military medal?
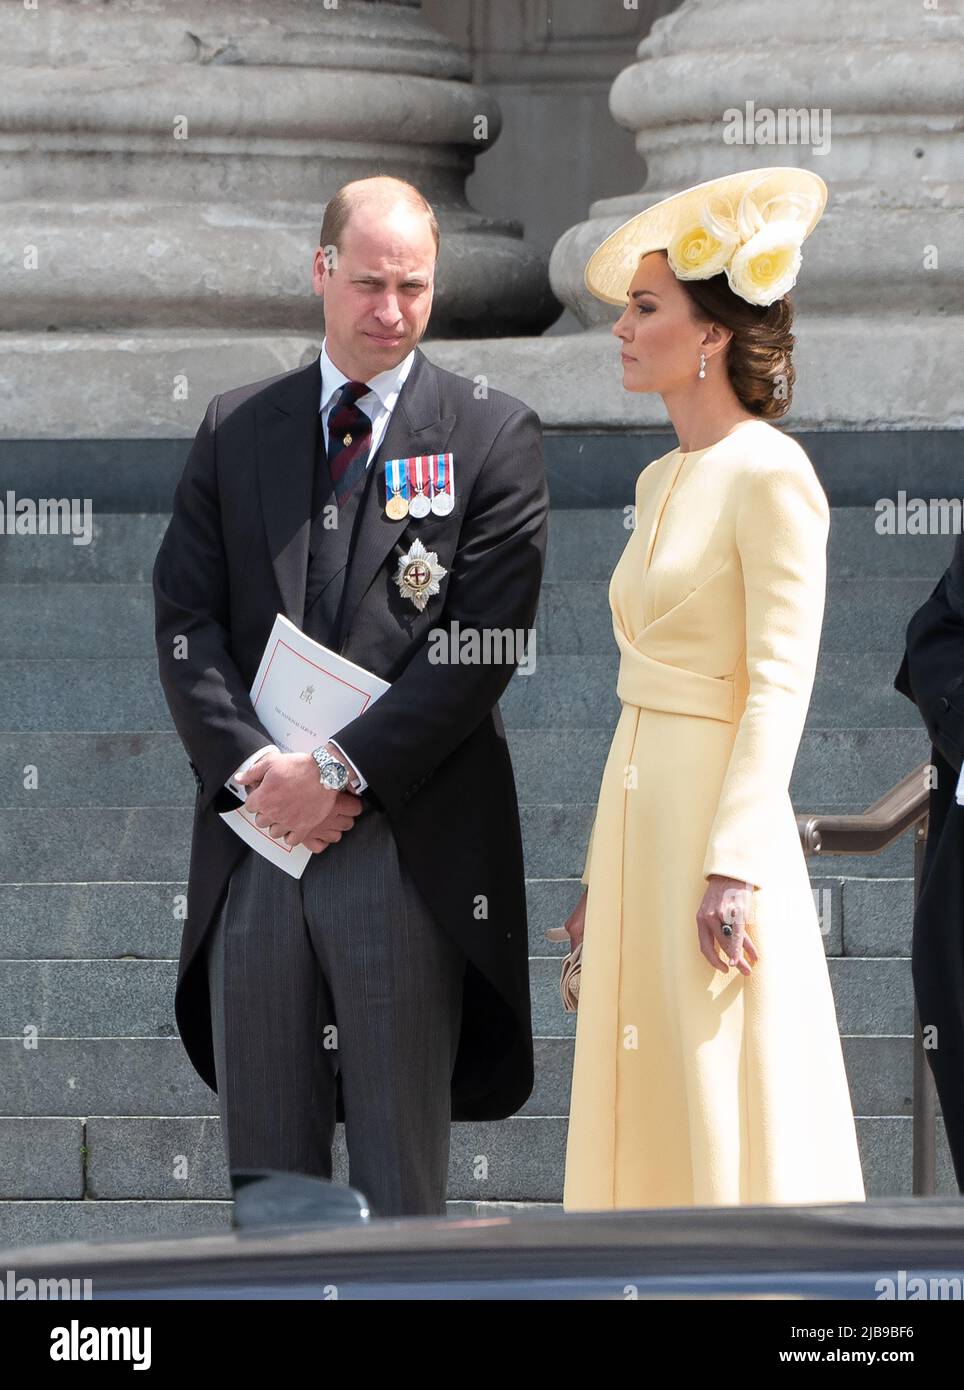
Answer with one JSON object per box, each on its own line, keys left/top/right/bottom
{"left": 384, "top": 456, "right": 410, "bottom": 520}
{"left": 394, "top": 536, "right": 446, "bottom": 612}
{"left": 430, "top": 452, "right": 455, "bottom": 515}
{"left": 408, "top": 456, "right": 432, "bottom": 518}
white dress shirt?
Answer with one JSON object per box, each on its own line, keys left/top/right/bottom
{"left": 226, "top": 337, "right": 416, "bottom": 802}
{"left": 956, "top": 758, "right": 964, "bottom": 805}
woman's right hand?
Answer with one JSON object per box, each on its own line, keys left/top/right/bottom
{"left": 564, "top": 889, "right": 588, "bottom": 951}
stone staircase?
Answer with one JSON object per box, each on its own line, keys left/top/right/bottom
{"left": 0, "top": 497, "right": 958, "bottom": 1247}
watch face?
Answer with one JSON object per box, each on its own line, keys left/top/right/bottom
{"left": 322, "top": 761, "right": 348, "bottom": 790}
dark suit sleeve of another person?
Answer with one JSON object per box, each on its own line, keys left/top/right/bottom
{"left": 152, "top": 393, "right": 275, "bottom": 813}
{"left": 894, "top": 534, "right": 964, "bottom": 774}
{"left": 332, "top": 405, "right": 548, "bottom": 817}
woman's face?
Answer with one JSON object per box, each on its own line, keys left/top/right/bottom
{"left": 612, "top": 251, "right": 712, "bottom": 394}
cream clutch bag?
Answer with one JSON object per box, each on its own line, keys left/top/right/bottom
{"left": 544, "top": 925, "right": 581, "bottom": 1012}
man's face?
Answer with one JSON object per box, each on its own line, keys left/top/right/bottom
{"left": 313, "top": 202, "right": 436, "bottom": 381}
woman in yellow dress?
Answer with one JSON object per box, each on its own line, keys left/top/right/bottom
{"left": 562, "top": 169, "right": 866, "bottom": 1210}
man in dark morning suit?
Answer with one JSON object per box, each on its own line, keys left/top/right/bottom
{"left": 152, "top": 178, "right": 549, "bottom": 1216}
{"left": 894, "top": 531, "right": 964, "bottom": 1191}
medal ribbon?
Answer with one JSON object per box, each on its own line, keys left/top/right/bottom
{"left": 433, "top": 454, "right": 448, "bottom": 503}
{"left": 412, "top": 455, "right": 425, "bottom": 499}
{"left": 385, "top": 457, "right": 410, "bottom": 504}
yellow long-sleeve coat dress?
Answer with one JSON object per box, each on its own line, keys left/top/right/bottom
{"left": 564, "top": 418, "right": 866, "bottom": 1210}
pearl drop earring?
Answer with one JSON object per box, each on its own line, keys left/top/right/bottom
{"left": 698, "top": 352, "right": 706, "bottom": 380}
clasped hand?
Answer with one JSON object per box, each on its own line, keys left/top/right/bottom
{"left": 235, "top": 749, "right": 363, "bottom": 853}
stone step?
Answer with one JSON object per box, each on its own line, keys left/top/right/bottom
{"left": 0, "top": 1198, "right": 232, "bottom": 1246}
{"left": 0, "top": 1116, "right": 956, "bottom": 1242}
{"left": 0, "top": 954, "right": 920, "bottom": 1042}
{"left": 0, "top": 1117, "right": 955, "bottom": 1251}
{"left": 0, "top": 576, "right": 936, "bottom": 657}
{"left": 0, "top": 515, "right": 169, "bottom": 585}
{"left": 0, "top": 654, "right": 926, "bottom": 730}
{"left": 536, "top": 579, "right": 931, "bottom": 656}
{"left": 400, "top": 648, "right": 915, "bottom": 729}
{"left": 0, "top": 727, "right": 931, "bottom": 812}
{"left": 510, "top": 729, "right": 932, "bottom": 813}
{"left": 544, "top": 508, "right": 955, "bottom": 584}
{"left": 0, "top": 509, "right": 953, "bottom": 585}
{"left": 0, "top": 802, "right": 919, "bottom": 882}
{"left": 0, "top": 874, "right": 916, "bottom": 962}
{"left": 0, "top": 1036, "right": 925, "bottom": 1123}
{"left": 528, "top": 957, "right": 919, "bottom": 1039}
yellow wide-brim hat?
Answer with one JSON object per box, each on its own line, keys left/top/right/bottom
{"left": 584, "top": 166, "right": 828, "bottom": 309}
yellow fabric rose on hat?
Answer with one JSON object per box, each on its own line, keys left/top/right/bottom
{"left": 667, "top": 217, "right": 736, "bottom": 280}
{"left": 726, "top": 220, "right": 806, "bottom": 306}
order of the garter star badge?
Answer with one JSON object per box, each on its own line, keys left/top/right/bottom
{"left": 394, "top": 537, "right": 447, "bottom": 613}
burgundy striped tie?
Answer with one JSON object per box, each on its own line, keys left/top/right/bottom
{"left": 327, "top": 379, "right": 372, "bottom": 506}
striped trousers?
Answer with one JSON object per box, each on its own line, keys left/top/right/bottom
{"left": 205, "top": 803, "right": 466, "bottom": 1216}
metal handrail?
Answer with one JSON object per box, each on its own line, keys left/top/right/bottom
{"left": 797, "top": 760, "right": 935, "bottom": 1196}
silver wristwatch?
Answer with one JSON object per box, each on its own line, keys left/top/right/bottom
{"left": 312, "top": 746, "right": 350, "bottom": 791}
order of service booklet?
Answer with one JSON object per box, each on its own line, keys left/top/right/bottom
{"left": 219, "top": 613, "right": 390, "bottom": 878}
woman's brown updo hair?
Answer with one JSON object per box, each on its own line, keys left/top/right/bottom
{"left": 677, "top": 271, "right": 795, "bottom": 420}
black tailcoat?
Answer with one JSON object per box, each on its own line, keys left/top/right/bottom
{"left": 153, "top": 348, "right": 549, "bottom": 1120}
{"left": 894, "top": 534, "right": 964, "bottom": 1190}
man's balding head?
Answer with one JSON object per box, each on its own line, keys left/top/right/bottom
{"left": 320, "top": 176, "right": 439, "bottom": 263}
{"left": 312, "top": 177, "right": 438, "bottom": 381}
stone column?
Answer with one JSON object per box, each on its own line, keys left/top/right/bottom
{"left": 0, "top": 0, "right": 557, "bottom": 436}
{"left": 547, "top": 0, "right": 964, "bottom": 430}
